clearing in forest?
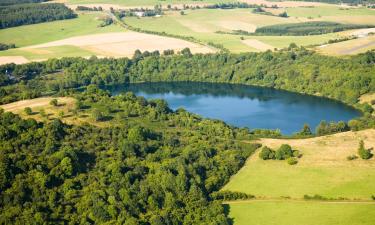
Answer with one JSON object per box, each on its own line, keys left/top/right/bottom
{"left": 223, "top": 129, "right": 375, "bottom": 199}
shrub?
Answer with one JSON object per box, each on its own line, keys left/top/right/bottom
{"left": 358, "top": 140, "right": 373, "bottom": 159}
{"left": 259, "top": 146, "right": 275, "bottom": 160}
{"left": 50, "top": 99, "right": 58, "bottom": 106}
{"left": 275, "top": 144, "right": 293, "bottom": 160}
{"left": 287, "top": 157, "right": 298, "bottom": 165}
{"left": 24, "top": 107, "right": 32, "bottom": 115}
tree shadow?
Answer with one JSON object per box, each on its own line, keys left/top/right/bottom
{"left": 223, "top": 204, "right": 234, "bottom": 225}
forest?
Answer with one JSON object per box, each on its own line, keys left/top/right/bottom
{"left": 254, "top": 22, "right": 374, "bottom": 36}
{"left": 0, "top": 86, "right": 260, "bottom": 224}
{"left": 0, "top": 3, "right": 76, "bottom": 29}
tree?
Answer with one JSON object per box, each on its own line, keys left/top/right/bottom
{"left": 298, "top": 124, "right": 312, "bottom": 136}
{"left": 180, "top": 48, "right": 192, "bottom": 57}
{"left": 50, "top": 99, "right": 58, "bottom": 106}
{"left": 287, "top": 157, "right": 298, "bottom": 165}
{"left": 180, "top": 10, "right": 185, "bottom": 15}
{"left": 275, "top": 144, "right": 293, "bottom": 160}
{"left": 278, "top": 12, "right": 288, "bottom": 17}
{"left": 358, "top": 140, "right": 372, "bottom": 159}
{"left": 24, "top": 107, "right": 32, "bottom": 115}
{"left": 259, "top": 146, "right": 275, "bottom": 160}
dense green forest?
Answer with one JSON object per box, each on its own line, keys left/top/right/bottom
{"left": 0, "top": 0, "right": 47, "bottom": 6}
{"left": 0, "top": 86, "right": 259, "bottom": 224}
{"left": 0, "top": 3, "right": 76, "bottom": 29}
{"left": 254, "top": 22, "right": 374, "bottom": 36}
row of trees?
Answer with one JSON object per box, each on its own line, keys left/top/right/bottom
{"left": 0, "top": 87, "right": 261, "bottom": 224}
{"left": 0, "top": 3, "right": 77, "bottom": 29}
{"left": 0, "top": 43, "right": 15, "bottom": 51}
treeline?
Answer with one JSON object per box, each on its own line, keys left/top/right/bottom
{"left": 0, "top": 48, "right": 374, "bottom": 130}
{"left": 0, "top": 3, "right": 77, "bottom": 29}
{"left": 115, "top": 5, "right": 163, "bottom": 17}
{"left": 0, "top": 87, "right": 259, "bottom": 224}
{"left": 0, "top": 0, "right": 47, "bottom": 6}
{"left": 255, "top": 21, "right": 374, "bottom": 36}
{"left": 76, "top": 5, "right": 103, "bottom": 11}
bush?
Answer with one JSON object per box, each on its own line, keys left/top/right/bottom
{"left": 292, "top": 150, "right": 301, "bottom": 158}
{"left": 24, "top": 107, "right": 32, "bottom": 115}
{"left": 259, "top": 146, "right": 275, "bottom": 160}
{"left": 287, "top": 157, "right": 298, "bottom": 165}
{"left": 50, "top": 99, "right": 58, "bottom": 106}
{"left": 275, "top": 144, "right": 293, "bottom": 160}
{"left": 358, "top": 140, "right": 373, "bottom": 159}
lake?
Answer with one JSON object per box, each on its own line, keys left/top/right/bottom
{"left": 108, "top": 82, "right": 361, "bottom": 135}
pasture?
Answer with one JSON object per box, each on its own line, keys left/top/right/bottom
{"left": 223, "top": 130, "right": 375, "bottom": 199}
{"left": 227, "top": 200, "right": 375, "bottom": 225}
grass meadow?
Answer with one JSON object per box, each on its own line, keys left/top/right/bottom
{"left": 227, "top": 200, "right": 375, "bottom": 225}
{"left": 0, "top": 12, "right": 123, "bottom": 47}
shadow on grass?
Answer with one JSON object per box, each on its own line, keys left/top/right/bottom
{"left": 223, "top": 204, "right": 234, "bottom": 225}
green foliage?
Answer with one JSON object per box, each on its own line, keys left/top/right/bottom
{"left": 24, "top": 107, "right": 32, "bottom": 115}
{"left": 259, "top": 146, "right": 275, "bottom": 160}
{"left": 295, "top": 123, "right": 312, "bottom": 136}
{"left": 211, "top": 191, "right": 255, "bottom": 201}
{"left": 287, "top": 157, "right": 298, "bottom": 165}
{"left": 0, "top": 43, "right": 15, "bottom": 51}
{"left": 316, "top": 120, "right": 349, "bottom": 136}
{"left": 358, "top": 140, "right": 373, "bottom": 159}
{"left": 275, "top": 144, "right": 293, "bottom": 160}
{"left": 0, "top": 90, "right": 257, "bottom": 224}
{"left": 255, "top": 22, "right": 374, "bottom": 36}
{"left": 0, "top": 3, "right": 77, "bottom": 29}
{"left": 49, "top": 98, "right": 58, "bottom": 106}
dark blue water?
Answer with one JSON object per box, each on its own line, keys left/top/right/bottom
{"left": 108, "top": 82, "right": 361, "bottom": 134}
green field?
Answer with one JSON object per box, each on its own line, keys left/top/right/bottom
{"left": 227, "top": 201, "right": 375, "bottom": 225}
{"left": 223, "top": 159, "right": 375, "bottom": 199}
{"left": 0, "top": 45, "right": 95, "bottom": 60}
{"left": 0, "top": 12, "right": 123, "bottom": 47}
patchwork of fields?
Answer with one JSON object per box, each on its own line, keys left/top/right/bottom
{"left": 1, "top": 1, "right": 375, "bottom": 64}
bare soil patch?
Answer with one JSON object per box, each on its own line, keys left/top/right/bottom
{"left": 25, "top": 32, "right": 214, "bottom": 56}
{"left": 0, "top": 56, "right": 29, "bottom": 65}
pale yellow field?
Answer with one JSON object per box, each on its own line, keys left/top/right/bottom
{"left": 0, "top": 97, "right": 88, "bottom": 125}
{"left": 318, "top": 35, "right": 375, "bottom": 55}
{"left": 241, "top": 39, "right": 274, "bottom": 51}
{"left": 259, "top": 129, "right": 375, "bottom": 167}
{"left": 0, "top": 56, "right": 29, "bottom": 65}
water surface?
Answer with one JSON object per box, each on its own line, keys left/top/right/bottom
{"left": 108, "top": 82, "right": 361, "bottom": 134}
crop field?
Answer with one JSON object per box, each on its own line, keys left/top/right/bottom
{"left": 124, "top": 6, "right": 375, "bottom": 53}
{"left": 227, "top": 200, "right": 375, "bottom": 225}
